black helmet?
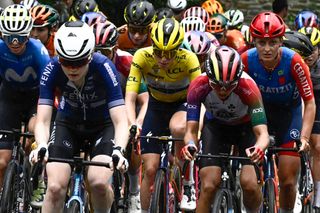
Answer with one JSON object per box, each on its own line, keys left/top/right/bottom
{"left": 282, "top": 31, "right": 314, "bottom": 58}
{"left": 71, "top": 0, "right": 99, "bottom": 20}
{"left": 124, "top": 0, "right": 155, "bottom": 26}
{"left": 155, "top": 7, "right": 173, "bottom": 22}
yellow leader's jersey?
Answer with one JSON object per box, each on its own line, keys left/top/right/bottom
{"left": 126, "top": 47, "right": 201, "bottom": 103}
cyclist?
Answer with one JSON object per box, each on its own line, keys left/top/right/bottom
{"left": 30, "top": 4, "right": 60, "bottom": 58}
{"left": 93, "top": 20, "right": 148, "bottom": 212}
{"left": 0, "top": 4, "right": 50, "bottom": 189}
{"left": 182, "top": 45, "right": 269, "bottom": 212}
{"left": 167, "top": 0, "right": 187, "bottom": 21}
{"left": 294, "top": 10, "right": 319, "bottom": 31}
{"left": 183, "top": 6, "right": 210, "bottom": 26}
{"left": 298, "top": 26, "right": 320, "bottom": 210}
{"left": 201, "top": 0, "right": 224, "bottom": 16}
{"left": 80, "top": 11, "right": 107, "bottom": 26}
{"left": 272, "top": 0, "right": 290, "bottom": 29}
{"left": 20, "top": 0, "right": 38, "bottom": 10}
{"left": 224, "top": 9, "right": 244, "bottom": 31}
{"left": 181, "top": 30, "right": 214, "bottom": 72}
{"left": 125, "top": 17, "right": 201, "bottom": 212}
{"left": 155, "top": 7, "right": 174, "bottom": 22}
{"left": 30, "top": 20, "right": 129, "bottom": 213}
{"left": 69, "top": 0, "right": 99, "bottom": 21}
{"left": 117, "top": 0, "right": 156, "bottom": 55}
{"left": 241, "top": 11, "right": 316, "bottom": 212}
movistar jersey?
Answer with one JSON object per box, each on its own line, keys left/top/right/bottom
{"left": 126, "top": 47, "right": 201, "bottom": 103}
{"left": 39, "top": 52, "right": 124, "bottom": 122}
{"left": 187, "top": 72, "right": 267, "bottom": 126}
{"left": 0, "top": 38, "right": 50, "bottom": 90}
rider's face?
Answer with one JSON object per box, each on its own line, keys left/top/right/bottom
{"left": 30, "top": 27, "right": 51, "bottom": 45}
{"left": 254, "top": 37, "right": 282, "bottom": 62}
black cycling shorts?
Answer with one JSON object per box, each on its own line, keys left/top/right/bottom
{"left": 48, "top": 115, "right": 114, "bottom": 159}
{"left": 140, "top": 95, "right": 187, "bottom": 154}
{"left": 0, "top": 84, "right": 38, "bottom": 150}
{"left": 199, "top": 119, "right": 255, "bottom": 169}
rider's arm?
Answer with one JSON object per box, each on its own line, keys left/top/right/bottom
{"left": 184, "top": 121, "right": 200, "bottom": 147}
{"left": 110, "top": 105, "right": 129, "bottom": 150}
{"left": 291, "top": 54, "right": 316, "bottom": 145}
{"left": 136, "top": 91, "right": 148, "bottom": 127}
{"left": 125, "top": 52, "right": 143, "bottom": 126}
{"left": 252, "top": 124, "right": 269, "bottom": 151}
{"left": 34, "top": 105, "right": 53, "bottom": 147}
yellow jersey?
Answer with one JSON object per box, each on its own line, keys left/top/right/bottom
{"left": 126, "top": 47, "right": 201, "bottom": 103}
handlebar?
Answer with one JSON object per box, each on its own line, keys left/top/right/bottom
{"left": 48, "top": 156, "right": 111, "bottom": 168}
{"left": 138, "top": 135, "right": 183, "bottom": 142}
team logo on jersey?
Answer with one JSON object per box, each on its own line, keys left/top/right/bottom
{"left": 167, "top": 68, "right": 183, "bottom": 79}
{"left": 278, "top": 76, "right": 286, "bottom": 85}
{"left": 5, "top": 67, "right": 37, "bottom": 82}
{"left": 289, "top": 129, "right": 300, "bottom": 139}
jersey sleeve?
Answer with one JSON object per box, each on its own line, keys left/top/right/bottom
{"left": 237, "top": 75, "right": 267, "bottom": 126}
{"left": 290, "top": 53, "right": 314, "bottom": 101}
{"left": 34, "top": 40, "right": 51, "bottom": 77}
{"left": 240, "top": 51, "right": 249, "bottom": 73}
{"left": 187, "top": 75, "right": 210, "bottom": 121}
{"left": 126, "top": 50, "right": 144, "bottom": 93}
{"left": 99, "top": 59, "right": 125, "bottom": 109}
{"left": 38, "top": 60, "right": 58, "bottom": 106}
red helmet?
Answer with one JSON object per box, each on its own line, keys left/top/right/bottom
{"left": 250, "top": 12, "right": 285, "bottom": 38}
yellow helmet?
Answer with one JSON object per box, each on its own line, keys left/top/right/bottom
{"left": 151, "top": 17, "right": 184, "bottom": 51}
{"left": 298, "top": 26, "right": 320, "bottom": 46}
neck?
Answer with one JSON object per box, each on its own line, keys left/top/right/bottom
{"left": 260, "top": 50, "right": 281, "bottom": 72}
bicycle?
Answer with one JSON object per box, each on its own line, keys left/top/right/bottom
{"left": 297, "top": 142, "right": 313, "bottom": 213}
{"left": 260, "top": 137, "right": 307, "bottom": 213}
{"left": 0, "top": 129, "right": 34, "bottom": 213}
{"left": 195, "top": 152, "right": 259, "bottom": 213}
{"left": 111, "top": 125, "right": 138, "bottom": 213}
{"left": 139, "top": 135, "right": 183, "bottom": 213}
{"left": 47, "top": 156, "right": 112, "bottom": 213}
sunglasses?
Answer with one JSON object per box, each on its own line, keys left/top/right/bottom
{"left": 153, "top": 48, "right": 177, "bottom": 59}
{"left": 128, "top": 25, "right": 150, "bottom": 35}
{"left": 2, "top": 34, "right": 28, "bottom": 44}
{"left": 58, "top": 56, "right": 91, "bottom": 69}
{"left": 209, "top": 80, "right": 238, "bottom": 93}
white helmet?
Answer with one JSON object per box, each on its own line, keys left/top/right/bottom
{"left": 54, "top": 21, "right": 95, "bottom": 60}
{"left": 180, "top": 16, "right": 206, "bottom": 33}
{"left": 20, "top": 0, "right": 39, "bottom": 10}
{"left": 0, "top": 4, "right": 33, "bottom": 35}
{"left": 167, "top": 0, "right": 187, "bottom": 13}
{"left": 224, "top": 9, "right": 244, "bottom": 30}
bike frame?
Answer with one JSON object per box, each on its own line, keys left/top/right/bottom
{"left": 67, "top": 158, "right": 87, "bottom": 213}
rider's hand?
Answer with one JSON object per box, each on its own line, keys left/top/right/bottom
{"left": 29, "top": 142, "right": 48, "bottom": 165}
{"left": 112, "top": 146, "right": 129, "bottom": 173}
{"left": 245, "top": 146, "right": 264, "bottom": 164}
{"left": 181, "top": 141, "right": 197, "bottom": 161}
{"left": 298, "top": 137, "right": 310, "bottom": 152}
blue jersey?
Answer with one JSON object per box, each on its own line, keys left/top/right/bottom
{"left": 0, "top": 38, "right": 50, "bottom": 90}
{"left": 39, "top": 52, "right": 125, "bottom": 122}
{"left": 242, "top": 47, "right": 313, "bottom": 107}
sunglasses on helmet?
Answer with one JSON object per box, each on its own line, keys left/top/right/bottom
{"left": 153, "top": 48, "right": 178, "bottom": 59}
{"left": 2, "top": 34, "right": 28, "bottom": 44}
{"left": 58, "top": 56, "right": 92, "bottom": 69}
